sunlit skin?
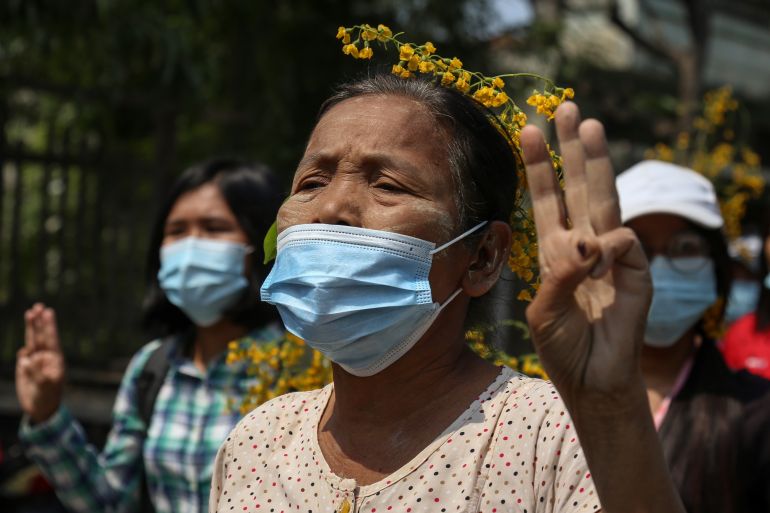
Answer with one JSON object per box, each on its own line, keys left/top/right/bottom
{"left": 280, "top": 95, "right": 512, "bottom": 484}
{"left": 627, "top": 213, "right": 711, "bottom": 417}
{"left": 16, "top": 183, "right": 254, "bottom": 425}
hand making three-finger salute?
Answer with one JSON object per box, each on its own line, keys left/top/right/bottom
{"left": 521, "top": 102, "right": 685, "bottom": 513}
{"left": 16, "top": 303, "right": 66, "bottom": 424}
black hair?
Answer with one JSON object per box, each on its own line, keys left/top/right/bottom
{"left": 316, "top": 73, "right": 520, "bottom": 328}
{"left": 142, "top": 157, "right": 283, "bottom": 338}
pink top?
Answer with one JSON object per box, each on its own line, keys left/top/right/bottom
{"left": 653, "top": 356, "right": 695, "bottom": 430}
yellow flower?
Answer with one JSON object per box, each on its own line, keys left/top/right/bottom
{"left": 492, "top": 77, "right": 505, "bottom": 89}
{"left": 407, "top": 54, "right": 420, "bottom": 71}
{"left": 343, "top": 32, "right": 351, "bottom": 44}
{"left": 359, "top": 46, "right": 374, "bottom": 59}
{"left": 399, "top": 44, "right": 415, "bottom": 60}
{"left": 472, "top": 86, "right": 494, "bottom": 103}
{"left": 455, "top": 77, "right": 470, "bottom": 93}
{"left": 342, "top": 43, "right": 359, "bottom": 58}
{"left": 392, "top": 64, "right": 405, "bottom": 75}
{"left": 400, "top": 69, "right": 413, "bottom": 79}
{"left": 441, "top": 71, "right": 455, "bottom": 85}
{"left": 377, "top": 24, "right": 392, "bottom": 41}
{"left": 418, "top": 60, "right": 435, "bottom": 73}
{"left": 448, "top": 57, "right": 463, "bottom": 71}
{"left": 361, "top": 24, "right": 377, "bottom": 41}
{"left": 423, "top": 41, "right": 437, "bottom": 54}
{"left": 336, "top": 26, "right": 346, "bottom": 39}
{"left": 491, "top": 91, "right": 509, "bottom": 107}
{"left": 561, "top": 87, "right": 575, "bottom": 100}
{"left": 517, "top": 290, "right": 533, "bottom": 301}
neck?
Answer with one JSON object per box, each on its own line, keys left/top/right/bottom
{"left": 192, "top": 320, "right": 248, "bottom": 370}
{"left": 640, "top": 331, "right": 697, "bottom": 389}
{"left": 326, "top": 301, "right": 498, "bottom": 428}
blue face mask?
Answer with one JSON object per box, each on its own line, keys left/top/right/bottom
{"left": 260, "top": 222, "right": 487, "bottom": 377}
{"left": 158, "top": 237, "right": 250, "bottom": 327}
{"left": 725, "top": 279, "right": 760, "bottom": 324}
{"left": 645, "top": 256, "right": 718, "bottom": 347}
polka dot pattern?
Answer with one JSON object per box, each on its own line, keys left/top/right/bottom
{"left": 210, "top": 367, "right": 600, "bottom": 513}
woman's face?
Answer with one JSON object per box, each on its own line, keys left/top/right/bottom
{"left": 162, "top": 183, "right": 249, "bottom": 247}
{"left": 278, "top": 94, "right": 474, "bottom": 301}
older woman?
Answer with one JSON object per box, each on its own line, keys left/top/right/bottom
{"left": 210, "top": 75, "right": 683, "bottom": 513}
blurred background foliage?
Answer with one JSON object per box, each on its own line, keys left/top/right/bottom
{"left": 1, "top": 0, "right": 770, "bottom": 378}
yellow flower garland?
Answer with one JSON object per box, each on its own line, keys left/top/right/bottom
{"left": 336, "top": 23, "right": 574, "bottom": 299}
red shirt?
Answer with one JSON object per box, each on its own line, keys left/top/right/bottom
{"left": 721, "top": 312, "right": 770, "bottom": 380}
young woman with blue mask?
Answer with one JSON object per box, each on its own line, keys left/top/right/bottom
{"left": 15, "top": 158, "right": 283, "bottom": 513}
{"left": 211, "top": 74, "right": 688, "bottom": 513}
{"left": 617, "top": 160, "right": 770, "bottom": 513}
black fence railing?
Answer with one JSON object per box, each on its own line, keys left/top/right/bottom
{"left": 0, "top": 87, "right": 169, "bottom": 378}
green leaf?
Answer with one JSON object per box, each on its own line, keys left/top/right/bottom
{"left": 263, "top": 220, "right": 278, "bottom": 264}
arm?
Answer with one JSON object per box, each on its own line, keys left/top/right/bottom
{"left": 521, "top": 104, "right": 684, "bottom": 513}
{"left": 17, "top": 304, "right": 158, "bottom": 513}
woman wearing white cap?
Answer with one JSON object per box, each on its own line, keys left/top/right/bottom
{"left": 617, "top": 160, "right": 770, "bottom": 513}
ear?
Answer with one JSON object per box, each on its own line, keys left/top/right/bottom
{"left": 462, "top": 220, "right": 512, "bottom": 298}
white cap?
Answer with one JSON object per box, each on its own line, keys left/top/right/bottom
{"left": 616, "top": 160, "right": 723, "bottom": 229}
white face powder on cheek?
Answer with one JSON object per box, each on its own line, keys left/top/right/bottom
{"left": 387, "top": 204, "right": 458, "bottom": 259}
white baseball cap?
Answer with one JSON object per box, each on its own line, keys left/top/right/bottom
{"left": 616, "top": 160, "right": 724, "bottom": 229}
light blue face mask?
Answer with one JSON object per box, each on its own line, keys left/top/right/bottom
{"left": 158, "top": 237, "right": 250, "bottom": 327}
{"left": 260, "top": 222, "right": 487, "bottom": 377}
{"left": 725, "top": 279, "right": 760, "bottom": 324}
{"left": 645, "top": 256, "right": 718, "bottom": 347}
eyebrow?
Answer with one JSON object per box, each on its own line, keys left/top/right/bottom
{"left": 296, "top": 151, "right": 329, "bottom": 171}
{"left": 296, "top": 150, "right": 425, "bottom": 179}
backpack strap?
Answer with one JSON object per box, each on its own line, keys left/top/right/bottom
{"left": 135, "top": 339, "right": 173, "bottom": 427}
{"left": 134, "top": 337, "right": 174, "bottom": 513}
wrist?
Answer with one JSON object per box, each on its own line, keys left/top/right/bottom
{"left": 560, "top": 372, "right": 649, "bottom": 425}
{"left": 29, "top": 402, "right": 62, "bottom": 426}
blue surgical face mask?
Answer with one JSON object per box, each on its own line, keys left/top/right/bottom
{"left": 260, "top": 222, "right": 487, "bottom": 377}
{"left": 158, "top": 237, "right": 251, "bottom": 327}
{"left": 645, "top": 256, "right": 718, "bottom": 347}
{"left": 725, "top": 279, "right": 760, "bottom": 324}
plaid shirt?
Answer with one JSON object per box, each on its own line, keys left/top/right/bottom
{"left": 20, "top": 325, "right": 281, "bottom": 513}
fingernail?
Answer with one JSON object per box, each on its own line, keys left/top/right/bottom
{"left": 578, "top": 241, "right": 587, "bottom": 258}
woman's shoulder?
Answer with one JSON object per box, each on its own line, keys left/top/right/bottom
{"left": 226, "top": 385, "right": 331, "bottom": 444}
{"left": 498, "top": 371, "right": 571, "bottom": 422}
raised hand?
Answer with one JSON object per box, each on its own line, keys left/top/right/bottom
{"left": 521, "top": 102, "right": 651, "bottom": 406}
{"left": 16, "top": 303, "right": 66, "bottom": 423}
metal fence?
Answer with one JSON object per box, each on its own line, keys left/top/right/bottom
{"left": 0, "top": 84, "right": 170, "bottom": 378}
